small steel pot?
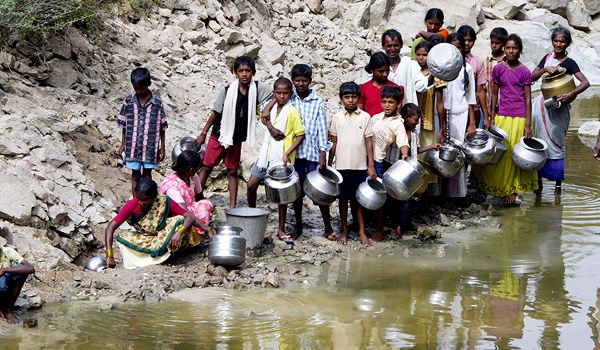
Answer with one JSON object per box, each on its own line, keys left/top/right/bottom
{"left": 356, "top": 177, "right": 387, "bottom": 210}
{"left": 304, "top": 166, "right": 343, "bottom": 205}
{"left": 439, "top": 145, "right": 459, "bottom": 162}
{"left": 171, "top": 135, "right": 198, "bottom": 168}
{"left": 512, "top": 137, "right": 548, "bottom": 171}
{"left": 488, "top": 125, "right": 509, "bottom": 165}
{"left": 382, "top": 158, "right": 429, "bottom": 200}
{"left": 208, "top": 226, "right": 246, "bottom": 266}
{"left": 264, "top": 164, "right": 301, "bottom": 204}
{"left": 424, "top": 148, "right": 466, "bottom": 178}
{"left": 460, "top": 129, "right": 496, "bottom": 165}
{"left": 84, "top": 256, "right": 106, "bottom": 272}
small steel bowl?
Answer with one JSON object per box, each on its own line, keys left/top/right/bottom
{"left": 84, "top": 256, "right": 106, "bottom": 272}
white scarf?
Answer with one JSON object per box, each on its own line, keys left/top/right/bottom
{"left": 256, "top": 101, "right": 291, "bottom": 169}
{"left": 218, "top": 79, "right": 258, "bottom": 148}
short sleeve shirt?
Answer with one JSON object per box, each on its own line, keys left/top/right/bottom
{"left": 273, "top": 105, "right": 305, "bottom": 164}
{"left": 492, "top": 63, "right": 532, "bottom": 117}
{"left": 165, "top": 175, "right": 202, "bottom": 204}
{"left": 0, "top": 246, "right": 24, "bottom": 269}
{"left": 371, "top": 112, "right": 409, "bottom": 163}
{"left": 537, "top": 55, "right": 581, "bottom": 75}
{"left": 329, "top": 108, "right": 373, "bottom": 170}
{"left": 359, "top": 80, "right": 402, "bottom": 117}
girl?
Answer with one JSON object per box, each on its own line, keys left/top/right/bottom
{"left": 411, "top": 8, "right": 450, "bottom": 59}
{"left": 359, "top": 52, "right": 402, "bottom": 117}
{"left": 439, "top": 33, "right": 477, "bottom": 201}
{"left": 471, "top": 34, "right": 538, "bottom": 205}
{"left": 415, "top": 41, "right": 436, "bottom": 147}
{"left": 531, "top": 27, "right": 590, "bottom": 196}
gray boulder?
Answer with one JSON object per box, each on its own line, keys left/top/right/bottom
{"left": 566, "top": 0, "right": 592, "bottom": 31}
{"left": 492, "top": 0, "right": 527, "bottom": 19}
{"left": 0, "top": 171, "right": 36, "bottom": 225}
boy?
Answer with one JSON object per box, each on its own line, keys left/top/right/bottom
{"left": 117, "top": 67, "right": 167, "bottom": 195}
{"left": 247, "top": 78, "right": 305, "bottom": 244}
{"left": 370, "top": 86, "right": 409, "bottom": 241}
{"left": 458, "top": 25, "right": 490, "bottom": 129}
{"left": 195, "top": 56, "right": 272, "bottom": 208}
{"left": 329, "top": 82, "right": 376, "bottom": 247}
{"left": 485, "top": 27, "right": 508, "bottom": 119}
{"left": 0, "top": 245, "right": 35, "bottom": 324}
{"left": 289, "top": 64, "right": 335, "bottom": 240}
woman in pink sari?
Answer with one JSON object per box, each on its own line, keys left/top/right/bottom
{"left": 160, "top": 150, "right": 213, "bottom": 247}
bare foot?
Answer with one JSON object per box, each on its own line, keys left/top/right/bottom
{"left": 504, "top": 193, "right": 517, "bottom": 205}
{"left": 372, "top": 230, "right": 386, "bottom": 242}
{"left": 394, "top": 226, "right": 403, "bottom": 239}
{"left": 358, "top": 233, "right": 374, "bottom": 247}
{"left": 338, "top": 234, "right": 348, "bottom": 245}
{"left": 277, "top": 230, "right": 294, "bottom": 245}
{"left": 5, "top": 311, "right": 17, "bottom": 324}
{"left": 324, "top": 232, "right": 337, "bottom": 241}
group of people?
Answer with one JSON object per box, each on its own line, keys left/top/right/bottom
{"left": 102, "top": 8, "right": 592, "bottom": 266}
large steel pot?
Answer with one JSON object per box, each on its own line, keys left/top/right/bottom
{"left": 541, "top": 67, "right": 576, "bottom": 100}
{"left": 225, "top": 207, "right": 269, "bottom": 249}
{"left": 264, "top": 164, "right": 301, "bottom": 204}
{"left": 459, "top": 129, "right": 496, "bottom": 165}
{"left": 171, "top": 135, "right": 198, "bottom": 168}
{"left": 424, "top": 147, "right": 465, "bottom": 178}
{"left": 382, "top": 158, "right": 429, "bottom": 200}
{"left": 488, "top": 125, "right": 509, "bottom": 165}
{"left": 208, "top": 226, "right": 246, "bottom": 266}
{"left": 512, "top": 137, "right": 548, "bottom": 171}
{"left": 304, "top": 166, "right": 343, "bottom": 205}
{"left": 427, "top": 43, "right": 463, "bottom": 81}
{"left": 356, "top": 177, "right": 386, "bottom": 210}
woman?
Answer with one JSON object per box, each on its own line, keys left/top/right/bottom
{"left": 532, "top": 27, "right": 590, "bottom": 195}
{"left": 160, "top": 150, "right": 213, "bottom": 247}
{"left": 105, "top": 178, "right": 213, "bottom": 269}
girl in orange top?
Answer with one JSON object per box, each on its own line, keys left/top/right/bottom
{"left": 411, "top": 8, "right": 450, "bottom": 59}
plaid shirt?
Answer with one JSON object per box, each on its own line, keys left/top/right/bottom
{"left": 117, "top": 93, "right": 168, "bottom": 164}
{"left": 291, "top": 90, "right": 328, "bottom": 162}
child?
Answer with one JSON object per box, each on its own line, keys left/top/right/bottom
{"left": 246, "top": 78, "right": 305, "bottom": 244}
{"left": 359, "top": 52, "right": 402, "bottom": 117}
{"left": 0, "top": 245, "right": 35, "bottom": 324}
{"left": 370, "top": 86, "right": 408, "bottom": 241}
{"left": 458, "top": 25, "right": 490, "bottom": 129}
{"left": 195, "top": 56, "right": 272, "bottom": 208}
{"left": 485, "top": 27, "right": 508, "bottom": 118}
{"left": 117, "top": 67, "right": 167, "bottom": 195}
{"left": 440, "top": 33, "right": 477, "bottom": 201}
{"left": 411, "top": 8, "right": 449, "bottom": 59}
{"left": 329, "top": 82, "right": 376, "bottom": 247}
{"left": 415, "top": 41, "right": 437, "bottom": 147}
{"left": 289, "top": 64, "right": 335, "bottom": 240}
{"left": 471, "top": 34, "right": 538, "bottom": 205}
{"left": 381, "top": 29, "right": 427, "bottom": 106}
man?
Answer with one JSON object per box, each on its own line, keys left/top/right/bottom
{"left": 0, "top": 245, "right": 35, "bottom": 323}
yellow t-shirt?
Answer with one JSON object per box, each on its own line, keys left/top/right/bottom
{"left": 272, "top": 105, "right": 305, "bottom": 164}
{"left": 0, "top": 246, "right": 24, "bottom": 269}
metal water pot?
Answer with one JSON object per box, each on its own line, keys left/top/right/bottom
{"left": 208, "top": 226, "right": 246, "bottom": 266}
{"left": 382, "top": 158, "right": 429, "bottom": 200}
{"left": 488, "top": 125, "right": 509, "bottom": 165}
{"left": 424, "top": 147, "right": 465, "bottom": 178}
{"left": 264, "top": 164, "right": 301, "bottom": 204}
{"left": 512, "top": 137, "right": 548, "bottom": 171}
{"left": 540, "top": 67, "right": 576, "bottom": 100}
{"left": 458, "top": 129, "right": 496, "bottom": 165}
{"left": 225, "top": 207, "right": 269, "bottom": 250}
{"left": 356, "top": 177, "right": 387, "bottom": 210}
{"left": 427, "top": 43, "right": 463, "bottom": 81}
{"left": 304, "top": 166, "right": 343, "bottom": 205}
{"left": 171, "top": 135, "right": 198, "bottom": 167}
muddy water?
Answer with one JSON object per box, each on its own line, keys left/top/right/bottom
{"left": 2, "top": 93, "right": 600, "bottom": 349}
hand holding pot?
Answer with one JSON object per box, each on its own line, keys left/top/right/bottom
{"left": 106, "top": 256, "right": 116, "bottom": 268}
{"left": 467, "top": 124, "right": 477, "bottom": 137}
{"left": 367, "top": 165, "right": 377, "bottom": 180}
{"left": 524, "top": 126, "right": 533, "bottom": 139}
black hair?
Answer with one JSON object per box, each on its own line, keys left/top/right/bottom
{"left": 381, "top": 86, "right": 403, "bottom": 103}
{"left": 427, "top": 34, "right": 444, "bottom": 46}
{"left": 135, "top": 178, "right": 158, "bottom": 197}
{"left": 415, "top": 40, "right": 432, "bottom": 53}
{"left": 425, "top": 8, "right": 444, "bottom": 21}
{"left": 446, "top": 32, "right": 470, "bottom": 97}
{"left": 506, "top": 33, "right": 523, "bottom": 52}
{"left": 457, "top": 25, "right": 477, "bottom": 40}
{"left": 381, "top": 29, "right": 403, "bottom": 47}
{"left": 365, "top": 51, "right": 390, "bottom": 74}
{"left": 273, "top": 77, "right": 293, "bottom": 91}
{"left": 490, "top": 27, "right": 508, "bottom": 43}
{"left": 551, "top": 26, "right": 572, "bottom": 46}
{"left": 131, "top": 67, "right": 151, "bottom": 87}
{"left": 339, "top": 82, "right": 361, "bottom": 98}
{"left": 291, "top": 64, "right": 312, "bottom": 80}
{"left": 233, "top": 56, "right": 256, "bottom": 74}
{"left": 400, "top": 103, "right": 421, "bottom": 118}
{"left": 172, "top": 150, "right": 201, "bottom": 173}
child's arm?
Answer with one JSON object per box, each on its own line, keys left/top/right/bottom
{"left": 366, "top": 136, "right": 376, "bottom": 179}
{"left": 119, "top": 128, "right": 126, "bottom": 157}
{"left": 328, "top": 135, "right": 337, "bottom": 166}
{"left": 283, "top": 134, "right": 305, "bottom": 165}
{"left": 490, "top": 83, "right": 499, "bottom": 126}
{"left": 477, "top": 84, "right": 490, "bottom": 129}
{"left": 400, "top": 146, "right": 410, "bottom": 160}
{"left": 159, "top": 129, "right": 166, "bottom": 161}
{"left": 467, "top": 105, "right": 476, "bottom": 136}
{"left": 196, "top": 111, "right": 218, "bottom": 146}
{"left": 418, "top": 143, "right": 441, "bottom": 154}
{"left": 435, "top": 89, "right": 445, "bottom": 143}
{"left": 524, "top": 85, "right": 532, "bottom": 138}
{"left": 261, "top": 100, "right": 285, "bottom": 141}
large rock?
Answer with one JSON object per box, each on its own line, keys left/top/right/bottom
{"left": 45, "top": 60, "right": 79, "bottom": 89}
{"left": 534, "top": 0, "right": 568, "bottom": 15}
{"left": 578, "top": 121, "right": 600, "bottom": 148}
{"left": 566, "top": 0, "right": 592, "bottom": 31}
{"left": 492, "top": 0, "right": 527, "bottom": 19}
{"left": 258, "top": 34, "right": 286, "bottom": 65}
{"left": 0, "top": 171, "right": 36, "bottom": 225}
{"left": 47, "top": 37, "right": 72, "bottom": 59}
{"left": 322, "top": 0, "right": 342, "bottom": 19}
{"left": 585, "top": 0, "right": 600, "bottom": 15}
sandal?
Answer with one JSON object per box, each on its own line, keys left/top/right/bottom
{"left": 277, "top": 232, "right": 294, "bottom": 245}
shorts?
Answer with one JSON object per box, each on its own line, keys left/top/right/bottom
{"left": 202, "top": 135, "right": 242, "bottom": 171}
{"left": 0, "top": 267, "right": 27, "bottom": 295}
{"left": 294, "top": 158, "right": 319, "bottom": 179}
{"left": 250, "top": 162, "right": 268, "bottom": 180}
{"left": 374, "top": 161, "right": 385, "bottom": 178}
{"left": 338, "top": 169, "right": 367, "bottom": 201}
{"left": 125, "top": 161, "right": 158, "bottom": 171}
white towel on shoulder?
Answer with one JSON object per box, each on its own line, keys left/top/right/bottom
{"left": 218, "top": 79, "right": 258, "bottom": 148}
{"left": 256, "top": 101, "right": 291, "bottom": 169}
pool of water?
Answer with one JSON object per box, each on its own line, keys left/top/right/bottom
{"left": 2, "top": 92, "right": 600, "bottom": 349}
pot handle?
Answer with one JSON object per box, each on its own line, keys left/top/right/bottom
{"left": 541, "top": 66, "right": 566, "bottom": 79}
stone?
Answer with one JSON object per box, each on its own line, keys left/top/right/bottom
{"left": 492, "top": 0, "right": 527, "bottom": 19}
{"left": 225, "top": 44, "right": 247, "bottom": 60}
{"left": 258, "top": 35, "right": 286, "bottom": 65}
{"left": 208, "top": 20, "right": 221, "bottom": 32}
{"left": 173, "top": 0, "right": 190, "bottom": 11}
{"left": 305, "top": 0, "right": 323, "bottom": 13}
{"left": 158, "top": 25, "right": 184, "bottom": 48}
{"left": 212, "top": 265, "right": 229, "bottom": 277}
{"left": 222, "top": 29, "right": 243, "bottom": 45}
{"left": 182, "top": 30, "right": 207, "bottom": 45}
{"left": 566, "top": 0, "right": 592, "bottom": 31}
{"left": 439, "top": 213, "right": 450, "bottom": 226}
{"left": 45, "top": 60, "right": 79, "bottom": 89}
{"left": 158, "top": 8, "right": 172, "bottom": 17}
{"left": 0, "top": 172, "right": 36, "bottom": 225}
{"left": 585, "top": 0, "right": 600, "bottom": 15}
{"left": 30, "top": 147, "right": 71, "bottom": 168}
{"left": 47, "top": 37, "right": 72, "bottom": 59}
{"left": 245, "top": 44, "right": 260, "bottom": 58}
{"left": 577, "top": 121, "right": 600, "bottom": 148}
{"left": 322, "top": 0, "right": 342, "bottom": 19}
{"left": 534, "top": 0, "right": 568, "bottom": 15}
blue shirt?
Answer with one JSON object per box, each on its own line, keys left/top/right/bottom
{"left": 291, "top": 90, "right": 328, "bottom": 162}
